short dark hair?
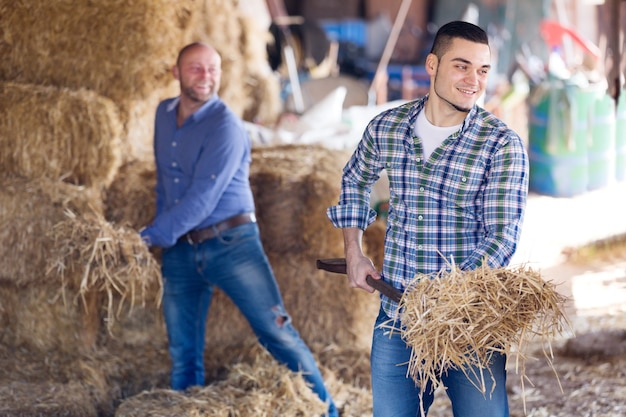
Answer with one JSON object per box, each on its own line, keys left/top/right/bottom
{"left": 429, "top": 21, "right": 489, "bottom": 59}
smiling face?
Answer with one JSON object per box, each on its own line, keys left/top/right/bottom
{"left": 425, "top": 37, "right": 491, "bottom": 125}
{"left": 173, "top": 44, "right": 222, "bottom": 107}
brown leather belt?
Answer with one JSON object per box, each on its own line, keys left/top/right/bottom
{"left": 180, "top": 212, "right": 256, "bottom": 244}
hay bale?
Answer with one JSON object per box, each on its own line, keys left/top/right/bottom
{"left": 398, "top": 264, "right": 570, "bottom": 399}
{"left": 104, "top": 160, "right": 157, "bottom": 230}
{"left": 200, "top": 255, "right": 377, "bottom": 353}
{"left": 0, "top": 1, "right": 195, "bottom": 105}
{"left": 0, "top": 381, "right": 98, "bottom": 417}
{"left": 238, "top": 12, "right": 282, "bottom": 125}
{"left": 0, "top": 82, "right": 123, "bottom": 187}
{"left": 267, "top": 254, "right": 379, "bottom": 350}
{"left": 0, "top": 284, "right": 91, "bottom": 353}
{"left": 190, "top": 144, "right": 381, "bottom": 351}
{"left": 186, "top": 0, "right": 281, "bottom": 124}
{"left": 250, "top": 144, "right": 351, "bottom": 256}
{"left": 0, "top": 177, "right": 161, "bottom": 350}
{"left": 0, "top": 177, "right": 104, "bottom": 287}
{"left": 0, "top": 0, "right": 280, "bottom": 159}
{"left": 0, "top": 345, "right": 113, "bottom": 417}
{"left": 121, "top": 83, "right": 180, "bottom": 162}
{"left": 0, "top": 1, "right": 193, "bottom": 162}
{"left": 188, "top": 0, "right": 249, "bottom": 119}
{"left": 101, "top": 145, "right": 381, "bottom": 359}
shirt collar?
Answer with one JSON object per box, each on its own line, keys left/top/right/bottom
{"left": 165, "top": 94, "right": 220, "bottom": 122}
{"left": 413, "top": 94, "right": 477, "bottom": 137}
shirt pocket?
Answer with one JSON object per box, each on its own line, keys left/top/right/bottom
{"left": 380, "top": 150, "right": 419, "bottom": 195}
{"left": 435, "top": 164, "right": 486, "bottom": 221}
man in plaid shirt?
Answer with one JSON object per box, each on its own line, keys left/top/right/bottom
{"left": 327, "top": 21, "right": 528, "bottom": 417}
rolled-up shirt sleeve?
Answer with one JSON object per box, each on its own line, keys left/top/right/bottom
{"left": 327, "top": 123, "right": 381, "bottom": 230}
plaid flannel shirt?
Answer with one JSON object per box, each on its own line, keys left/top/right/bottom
{"left": 327, "top": 96, "right": 529, "bottom": 319}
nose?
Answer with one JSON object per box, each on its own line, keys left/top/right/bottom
{"left": 465, "top": 71, "right": 479, "bottom": 85}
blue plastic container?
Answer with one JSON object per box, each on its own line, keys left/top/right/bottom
{"left": 587, "top": 92, "right": 616, "bottom": 190}
{"left": 528, "top": 82, "right": 594, "bottom": 197}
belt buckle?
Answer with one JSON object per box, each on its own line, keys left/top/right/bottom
{"left": 186, "top": 233, "right": 195, "bottom": 245}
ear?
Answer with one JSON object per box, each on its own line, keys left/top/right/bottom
{"left": 172, "top": 65, "right": 180, "bottom": 81}
{"left": 425, "top": 53, "right": 437, "bottom": 76}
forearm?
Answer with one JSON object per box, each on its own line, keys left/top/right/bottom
{"left": 342, "top": 227, "right": 380, "bottom": 292}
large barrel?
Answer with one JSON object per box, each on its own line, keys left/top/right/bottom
{"left": 587, "top": 92, "right": 616, "bottom": 190}
{"left": 616, "top": 90, "right": 626, "bottom": 182}
{"left": 528, "top": 82, "right": 594, "bottom": 197}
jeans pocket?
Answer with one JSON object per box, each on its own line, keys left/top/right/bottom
{"left": 217, "top": 222, "right": 257, "bottom": 245}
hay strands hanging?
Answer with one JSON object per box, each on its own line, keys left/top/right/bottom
{"left": 385, "top": 262, "right": 571, "bottom": 413}
{"left": 46, "top": 207, "right": 162, "bottom": 333}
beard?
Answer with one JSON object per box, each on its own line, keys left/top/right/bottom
{"left": 433, "top": 74, "right": 473, "bottom": 113}
{"left": 181, "top": 83, "right": 214, "bottom": 104}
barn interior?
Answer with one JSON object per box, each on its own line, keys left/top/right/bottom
{"left": 1, "top": 1, "right": 625, "bottom": 416}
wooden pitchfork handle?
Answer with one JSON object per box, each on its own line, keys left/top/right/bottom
{"left": 316, "top": 258, "right": 403, "bottom": 303}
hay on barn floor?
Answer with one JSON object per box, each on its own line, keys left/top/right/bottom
{"left": 0, "top": 82, "right": 123, "bottom": 187}
{"left": 397, "top": 264, "right": 570, "bottom": 406}
{"left": 114, "top": 346, "right": 327, "bottom": 417}
{"left": 312, "top": 342, "right": 372, "bottom": 390}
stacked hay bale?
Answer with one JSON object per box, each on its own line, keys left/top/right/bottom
{"left": 0, "top": 1, "right": 377, "bottom": 415}
{"left": 0, "top": 82, "right": 124, "bottom": 187}
{"left": 103, "top": 144, "right": 382, "bottom": 352}
{"left": 248, "top": 144, "right": 381, "bottom": 350}
{"left": 0, "top": 177, "right": 163, "bottom": 416}
{"left": 0, "top": 177, "right": 162, "bottom": 351}
{"left": 0, "top": 1, "right": 192, "bottom": 162}
{"left": 0, "top": 0, "right": 282, "bottom": 163}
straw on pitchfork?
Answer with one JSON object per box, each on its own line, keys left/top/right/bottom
{"left": 383, "top": 262, "right": 570, "bottom": 413}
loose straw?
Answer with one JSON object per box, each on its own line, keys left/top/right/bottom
{"left": 385, "top": 263, "right": 570, "bottom": 414}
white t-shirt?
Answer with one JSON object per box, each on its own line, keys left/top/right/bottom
{"left": 414, "top": 110, "right": 462, "bottom": 160}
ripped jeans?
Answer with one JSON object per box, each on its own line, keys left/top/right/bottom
{"left": 161, "top": 222, "right": 337, "bottom": 416}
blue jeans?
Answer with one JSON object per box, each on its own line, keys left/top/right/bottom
{"left": 371, "top": 308, "right": 509, "bottom": 417}
{"left": 161, "top": 222, "right": 337, "bottom": 416}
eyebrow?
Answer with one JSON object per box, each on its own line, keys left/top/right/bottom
{"left": 451, "top": 57, "right": 491, "bottom": 69}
